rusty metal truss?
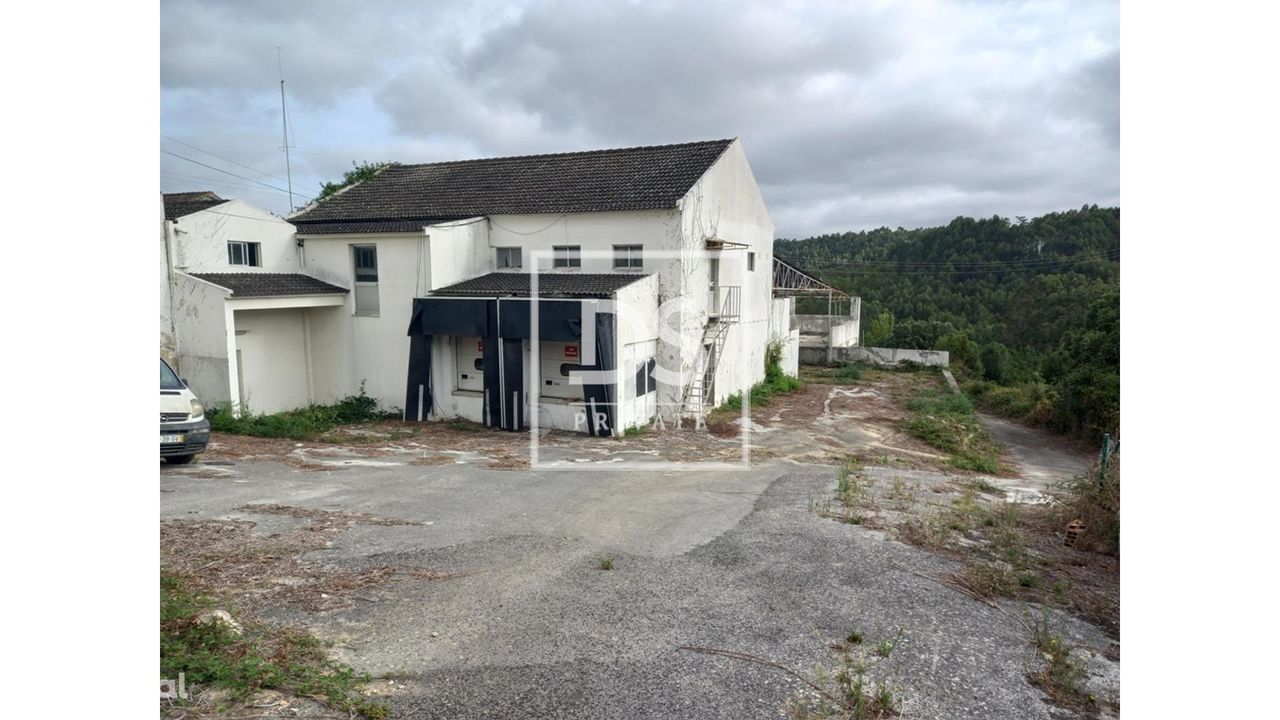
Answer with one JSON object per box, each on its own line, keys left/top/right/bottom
{"left": 772, "top": 257, "right": 849, "bottom": 298}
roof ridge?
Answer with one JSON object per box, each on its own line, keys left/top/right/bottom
{"left": 394, "top": 138, "right": 735, "bottom": 169}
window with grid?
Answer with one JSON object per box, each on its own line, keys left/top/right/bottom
{"left": 352, "top": 245, "right": 380, "bottom": 315}
{"left": 553, "top": 245, "right": 581, "bottom": 268}
{"left": 227, "top": 241, "right": 261, "bottom": 267}
{"left": 613, "top": 244, "right": 643, "bottom": 269}
{"left": 496, "top": 247, "right": 522, "bottom": 269}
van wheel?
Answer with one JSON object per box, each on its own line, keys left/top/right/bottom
{"left": 166, "top": 454, "right": 197, "bottom": 465}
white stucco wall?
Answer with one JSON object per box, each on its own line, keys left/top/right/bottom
{"left": 231, "top": 308, "right": 311, "bottom": 414}
{"left": 769, "top": 297, "right": 800, "bottom": 377}
{"left": 170, "top": 200, "right": 298, "bottom": 273}
{"left": 296, "top": 220, "right": 494, "bottom": 411}
{"left": 613, "top": 275, "right": 661, "bottom": 431}
{"left": 160, "top": 200, "right": 177, "bottom": 365}
{"left": 171, "top": 273, "right": 233, "bottom": 406}
{"left": 675, "top": 139, "right": 777, "bottom": 407}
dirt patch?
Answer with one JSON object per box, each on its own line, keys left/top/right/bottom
{"left": 201, "top": 369, "right": 988, "bottom": 473}
{"left": 161, "top": 504, "right": 463, "bottom": 614}
{"left": 816, "top": 463, "right": 1118, "bottom": 638}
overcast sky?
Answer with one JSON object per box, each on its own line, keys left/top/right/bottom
{"left": 160, "top": 0, "right": 1118, "bottom": 237}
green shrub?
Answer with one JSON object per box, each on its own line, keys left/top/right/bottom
{"left": 718, "top": 344, "right": 802, "bottom": 412}
{"left": 209, "top": 387, "right": 397, "bottom": 441}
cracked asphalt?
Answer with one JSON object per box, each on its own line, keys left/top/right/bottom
{"left": 162, "top": 453, "right": 1112, "bottom": 719}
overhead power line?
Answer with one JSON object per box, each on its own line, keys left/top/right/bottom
{"left": 776, "top": 249, "right": 1119, "bottom": 269}
{"left": 161, "top": 149, "right": 292, "bottom": 195}
{"left": 161, "top": 171, "right": 292, "bottom": 197}
{"left": 161, "top": 135, "right": 290, "bottom": 184}
{"left": 780, "top": 250, "right": 1118, "bottom": 276}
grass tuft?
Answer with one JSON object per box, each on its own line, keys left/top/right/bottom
{"left": 160, "top": 571, "right": 387, "bottom": 718}
{"left": 904, "top": 390, "right": 1003, "bottom": 473}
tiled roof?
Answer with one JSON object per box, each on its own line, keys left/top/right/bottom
{"left": 163, "top": 191, "right": 231, "bottom": 221}
{"left": 189, "top": 273, "right": 349, "bottom": 298}
{"left": 290, "top": 139, "right": 734, "bottom": 231}
{"left": 293, "top": 218, "right": 466, "bottom": 235}
{"left": 431, "top": 272, "right": 649, "bottom": 298}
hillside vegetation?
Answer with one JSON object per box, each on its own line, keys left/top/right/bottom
{"left": 777, "top": 206, "right": 1119, "bottom": 440}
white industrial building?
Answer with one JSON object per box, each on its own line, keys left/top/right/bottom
{"left": 162, "top": 139, "right": 860, "bottom": 435}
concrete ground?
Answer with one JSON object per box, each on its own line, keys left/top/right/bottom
{"left": 163, "top": 369, "right": 1115, "bottom": 718}
{"left": 162, "top": 450, "right": 1110, "bottom": 718}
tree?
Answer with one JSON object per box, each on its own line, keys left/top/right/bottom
{"left": 865, "top": 311, "right": 894, "bottom": 347}
{"left": 980, "top": 342, "right": 1012, "bottom": 384}
{"left": 774, "top": 206, "right": 1120, "bottom": 438}
{"left": 315, "top": 161, "right": 389, "bottom": 203}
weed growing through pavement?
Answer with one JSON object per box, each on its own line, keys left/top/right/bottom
{"left": 1028, "top": 612, "right": 1096, "bottom": 711}
{"left": 784, "top": 627, "right": 904, "bottom": 719}
{"left": 599, "top": 557, "right": 615, "bottom": 570}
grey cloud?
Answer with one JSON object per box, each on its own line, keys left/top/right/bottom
{"left": 161, "top": 0, "right": 1119, "bottom": 234}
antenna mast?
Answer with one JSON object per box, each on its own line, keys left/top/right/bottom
{"left": 277, "top": 47, "right": 295, "bottom": 210}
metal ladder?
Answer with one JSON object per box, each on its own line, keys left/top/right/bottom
{"left": 680, "top": 319, "right": 731, "bottom": 420}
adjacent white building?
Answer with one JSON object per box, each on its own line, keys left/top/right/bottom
{"left": 162, "top": 139, "right": 829, "bottom": 436}
{"left": 160, "top": 192, "right": 348, "bottom": 415}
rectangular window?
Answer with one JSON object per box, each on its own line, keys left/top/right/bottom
{"left": 352, "top": 245, "right": 379, "bottom": 315}
{"left": 748, "top": 251, "right": 756, "bottom": 272}
{"left": 496, "top": 247, "right": 522, "bottom": 269}
{"left": 552, "top": 245, "right": 581, "bottom": 268}
{"left": 227, "top": 241, "right": 261, "bottom": 267}
{"left": 613, "top": 244, "right": 643, "bottom": 269}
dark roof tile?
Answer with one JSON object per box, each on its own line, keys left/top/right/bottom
{"left": 294, "top": 218, "right": 466, "bottom": 235}
{"left": 163, "top": 191, "right": 231, "bottom": 221}
{"left": 431, "top": 272, "right": 648, "bottom": 298}
{"left": 190, "top": 273, "right": 348, "bottom": 298}
{"left": 290, "top": 139, "right": 733, "bottom": 230}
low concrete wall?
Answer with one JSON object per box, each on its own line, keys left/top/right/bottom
{"left": 801, "top": 345, "right": 950, "bottom": 367}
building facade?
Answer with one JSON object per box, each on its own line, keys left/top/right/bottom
{"left": 160, "top": 192, "right": 348, "bottom": 415}
{"left": 163, "top": 139, "right": 804, "bottom": 435}
{"left": 288, "top": 139, "right": 798, "bottom": 436}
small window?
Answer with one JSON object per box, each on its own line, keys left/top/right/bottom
{"left": 227, "top": 241, "right": 261, "bottom": 267}
{"left": 496, "top": 247, "right": 522, "bottom": 269}
{"left": 613, "top": 244, "right": 643, "bottom": 269}
{"left": 560, "top": 363, "right": 579, "bottom": 376}
{"left": 748, "top": 251, "right": 756, "bottom": 272}
{"left": 352, "top": 245, "right": 379, "bottom": 315}
{"left": 553, "top": 245, "right": 581, "bottom": 268}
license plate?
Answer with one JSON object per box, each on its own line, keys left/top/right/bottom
{"left": 161, "top": 434, "right": 185, "bottom": 444}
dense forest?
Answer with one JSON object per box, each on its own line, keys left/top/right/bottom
{"left": 776, "top": 206, "right": 1119, "bottom": 441}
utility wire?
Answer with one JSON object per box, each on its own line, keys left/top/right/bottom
{"left": 161, "top": 149, "right": 293, "bottom": 195}
{"left": 775, "top": 249, "right": 1119, "bottom": 268}
{"left": 161, "top": 135, "right": 291, "bottom": 183}
{"left": 783, "top": 252, "right": 1118, "bottom": 276}
{"left": 161, "top": 171, "right": 292, "bottom": 197}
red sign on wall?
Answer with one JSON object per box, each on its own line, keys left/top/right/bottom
{"left": 477, "top": 340, "right": 484, "bottom": 352}
{"left": 565, "top": 345, "right": 579, "bottom": 358}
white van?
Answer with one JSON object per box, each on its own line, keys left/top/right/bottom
{"left": 160, "top": 357, "right": 210, "bottom": 464}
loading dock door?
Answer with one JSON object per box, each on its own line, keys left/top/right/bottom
{"left": 539, "top": 342, "right": 582, "bottom": 400}
{"left": 456, "top": 337, "right": 485, "bottom": 392}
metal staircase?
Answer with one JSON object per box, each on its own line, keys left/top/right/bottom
{"left": 680, "top": 286, "right": 741, "bottom": 421}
